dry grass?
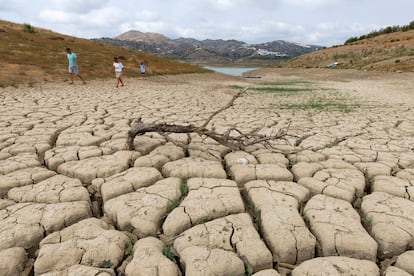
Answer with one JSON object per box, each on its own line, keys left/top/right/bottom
{"left": 0, "top": 20, "right": 208, "bottom": 86}
{"left": 280, "top": 30, "right": 414, "bottom": 72}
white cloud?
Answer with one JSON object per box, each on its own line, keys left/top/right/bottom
{"left": 38, "top": 6, "right": 126, "bottom": 38}
{"left": 283, "top": 0, "right": 339, "bottom": 8}
{"left": 1, "top": 0, "right": 414, "bottom": 46}
{"left": 207, "top": 0, "right": 281, "bottom": 10}
{"left": 39, "top": 9, "right": 73, "bottom": 23}
{"left": 120, "top": 21, "right": 167, "bottom": 34}
{"left": 312, "top": 22, "right": 383, "bottom": 44}
{"left": 50, "top": 0, "right": 109, "bottom": 14}
{"left": 135, "top": 10, "right": 158, "bottom": 21}
{"left": 172, "top": 22, "right": 235, "bottom": 40}
{"left": 210, "top": 0, "right": 239, "bottom": 10}
{"left": 239, "top": 20, "right": 305, "bottom": 43}
{"left": 79, "top": 7, "right": 124, "bottom": 26}
{"left": 207, "top": 0, "right": 273, "bottom": 10}
{"left": 0, "top": 1, "right": 18, "bottom": 11}
{"left": 39, "top": 7, "right": 118, "bottom": 26}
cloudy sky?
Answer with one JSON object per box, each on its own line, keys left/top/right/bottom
{"left": 1, "top": 0, "right": 413, "bottom": 46}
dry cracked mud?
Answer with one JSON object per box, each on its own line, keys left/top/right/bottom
{"left": 1, "top": 69, "right": 414, "bottom": 275}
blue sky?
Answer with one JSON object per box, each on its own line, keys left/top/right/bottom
{"left": 1, "top": 0, "right": 413, "bottom": 46}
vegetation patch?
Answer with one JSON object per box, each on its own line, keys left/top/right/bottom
{"left": 180, "top": 180, "right": 189, "bottom": 197}
{"left": 248, "top": 79, "right": 317, "bottom": 96}
{"left": 0, "top": 82, "right": 19, "bottom": 88}
{"left": 22, "top": 23, "right": 36, "bottom": 33}
{"left": 250, "top": 80, "right": 360, "bottom": 112}
{"left": 246, "top": 199, "right": 261, "bottom": 224}
{"left": 166, "top": 198, "right": 180, "bottom": 214}
{"left": 166, "top": 180, "right": 189, "bottom": 214}
{"left": 362, "top": 216, "right": 373, "bottom": 231}
{"left": 251, "top": 86, "right": 312, "bottom": 94}
{"left": 345, "top": 21, "right": 414, "bottom": 44}
{"left": 279, "top": 98, "right": 359, "bottom": 112}
{"left": 98, "top": 259, "right": 113, "bottom": 268}
{"left": 260, "top": 79, "right": 312, "bottom": 86}
{"left": 283, "top": 20, "right": 414, "bottom": 72}
{"left": 162, "top": 244, "right": 177, "bottom": 261}
{"left": 125, "top": 239, "right": 135, "bottom": 256}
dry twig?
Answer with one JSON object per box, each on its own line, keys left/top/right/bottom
{"left": 125, "top": 87, "right": 291, "bottom": 151}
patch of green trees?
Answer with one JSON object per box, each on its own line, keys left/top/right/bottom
{"left": 345, "top": 21, "right": 414, "bottom": 45}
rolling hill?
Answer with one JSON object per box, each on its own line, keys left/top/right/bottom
{"left": 95, "top": 30, "right": 321, "bottom": 64}
{"left": 0, "top": 20, "right": 208, "bottom": 87}
{"left": 281, "top": 29, "right": 414, "bottom": 72}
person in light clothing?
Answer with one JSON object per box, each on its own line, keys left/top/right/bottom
{"left": 65, "top": 48, "right": 86, "bottom": 84}
{"left": 140, "top": 61, "right": 145, "bottom": 79}
{"left": 113, "top": 56, "right": 125, "bottom": 88}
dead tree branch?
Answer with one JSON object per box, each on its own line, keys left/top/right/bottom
{"left": 125, "top": 87, "right": 291, "bottom": 151}
{"left": 198, "top": 87, "right": 249, "bottom": 129}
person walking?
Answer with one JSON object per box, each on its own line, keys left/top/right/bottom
{"left": 65, "top": 48, "right": 86, "bottom": 84}
{"left": 140, "top": 61, "right": 145, "bottom": 79}
{"left": 113, "top": 56, "right": 125, "bottom": 88}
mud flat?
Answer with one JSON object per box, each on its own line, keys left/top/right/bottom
{"left": 1, "top": 69, "right": 414, "bottom": 275}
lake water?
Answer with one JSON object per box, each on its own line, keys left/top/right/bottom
{"left": 204, "top": 67, "right": 257, "bottom": 77}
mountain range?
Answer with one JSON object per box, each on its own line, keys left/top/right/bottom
{"left": 95, "top": 30, "right": 322, "bottom": 63}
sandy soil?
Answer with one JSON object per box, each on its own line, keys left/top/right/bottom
{"left": 1, "top": 69, "right": 414, "bottom": 275}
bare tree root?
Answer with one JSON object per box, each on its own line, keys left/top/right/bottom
{"left": 125, "top": 87, "right": 292, "bottom": 151}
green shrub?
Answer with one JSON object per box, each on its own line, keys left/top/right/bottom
{"left": 23, "top": 23, "right": 36, "bottom": 33}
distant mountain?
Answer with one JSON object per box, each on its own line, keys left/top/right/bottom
{"left": 95, "top": 30, "right": 322, "bottom": 63}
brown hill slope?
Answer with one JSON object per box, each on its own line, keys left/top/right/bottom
{"left": 0, "top": 20, "right": 207, "bottom": 86}
{"left": 115, "top": 30, "right": 172, "bottom": 45}
{"left": 281, "top": 30, "right": 414, "bottom": 72}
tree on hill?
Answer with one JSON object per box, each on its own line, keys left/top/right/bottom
{"left": 22, "top": 23, "right": 36, "bottom": 33}
{"left": 345, "top": 21, "right": 414, "bottom": 45}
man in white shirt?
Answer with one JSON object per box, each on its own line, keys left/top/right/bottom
{"left": 113, "top": 56, "right": 125, "bottom": 88}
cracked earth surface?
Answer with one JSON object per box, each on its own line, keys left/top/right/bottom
{"left": 1, "top": 69, "right": 414, "bottom": 275}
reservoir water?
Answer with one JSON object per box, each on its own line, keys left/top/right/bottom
{"left": 204, "top": 67, "right": 257, "bottom": 77}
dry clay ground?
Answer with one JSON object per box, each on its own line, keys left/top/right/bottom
{"left": 1, "top": 69, "right": 414, "bottom": 276}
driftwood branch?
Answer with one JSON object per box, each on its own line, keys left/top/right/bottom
{"left": 199, "top": 87, "right": 249, "bottom": 129}
{"left": 125, "top": 87, "right": 291, "bottom": 151}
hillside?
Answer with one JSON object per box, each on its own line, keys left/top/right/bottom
{"left": 96, "top": 30, "right": 321, "bottom": 64}
{"left": 0, "top": 20, "right": 208, "bottom": 86}
{"left": 281, "top": 30, "right": 414, "bottom": 72}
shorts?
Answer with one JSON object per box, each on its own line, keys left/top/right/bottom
{"left": 115, "top": 72, "right": 122, "bottom": 78}
{"left": 68, "top": 65, "right": 79, "bottom": 75}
